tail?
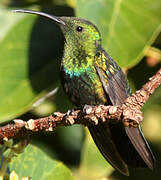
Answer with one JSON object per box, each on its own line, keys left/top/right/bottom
{"left": 125, "top": 126, "right": 155, "bottom": 169}
{"left": 88, "top": 122, "right": 155, "bottom": 175}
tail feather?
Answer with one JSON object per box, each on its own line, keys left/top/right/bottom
{"left": 88, "top": 122, "right": 155, "bottom": 175}
{"left": 88, "top": 123, "right": 129, "bottom": 176}
{"left": 125, "top": 126, "right": 155, "bottom": 169}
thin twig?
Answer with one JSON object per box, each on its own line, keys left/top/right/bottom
{"left": 0, "top": 68, "right": 161, "bottom": 144}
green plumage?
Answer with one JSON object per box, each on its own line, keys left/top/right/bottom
{"left": 14, "top": 10, "right": 155, "bottom": 176}
{"left": 60, "top": 17, "right": 128, "bottom": 106}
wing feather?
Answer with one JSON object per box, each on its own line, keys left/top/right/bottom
{"left": 94, "top": 49, "right": 155, "bottom": 169}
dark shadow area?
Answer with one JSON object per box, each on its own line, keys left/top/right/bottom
{"left": 7, "top": 0, "right": 50, "bottom": 7}
{"left": 128, "top": 58, "right": 161, "bottom": 89}
{"left": 7, "top": 0, "right": 36, "bottom": 6}
{"left": 128, "top": 58, "right": 161, "bottom": 107}
{"left": 128, "top": 58, "right": 161, "bottom": 90}
{"left": 111, "top": 143, "right": 161, "bottom": 179}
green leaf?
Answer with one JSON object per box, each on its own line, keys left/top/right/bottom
{"left": 9, "top": 144, "right": 75, "bottom": 180}
{"left": 0, "top": 7, "right": 63, "bottom": 122}
{"left": 76, "top": 0, "right": 161, "bottom": 67}
{"left": 79, "top": 130, "right": 114, "bottom": 179}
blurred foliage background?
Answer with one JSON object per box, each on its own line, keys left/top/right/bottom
{"left": 0, "top": 0, "right": 161, "bottom": 179}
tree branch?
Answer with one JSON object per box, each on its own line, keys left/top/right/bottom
{"left": 0, "top": 68, "right": 161, "bottom": 144}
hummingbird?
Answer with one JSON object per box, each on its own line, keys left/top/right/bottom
{"left": 13, "top": 9, "right": 155, "bottom": 176}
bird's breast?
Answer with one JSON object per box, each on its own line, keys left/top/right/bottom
{"left": 60, "top": 65, "right": 107, "bottom": 107}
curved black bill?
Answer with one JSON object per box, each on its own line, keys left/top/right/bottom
{"left": 12, "top": 9, "right": 65, "bottom": 25}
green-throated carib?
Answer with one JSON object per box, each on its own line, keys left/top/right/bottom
{"left": 13, "top": 9, "right": 155, "bottom": 176}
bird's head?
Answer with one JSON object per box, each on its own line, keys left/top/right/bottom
{"left": 13, "top": 10, "right": 102, "bottom": 55}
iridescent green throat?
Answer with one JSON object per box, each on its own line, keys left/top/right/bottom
{"left": 62, "top": 37, "right": 101, "bottom": 78}
{"left": 62, "top": 43, "right": 95, "bottom": 78}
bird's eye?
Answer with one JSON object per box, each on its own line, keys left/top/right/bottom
{"left": 76, "top": 26, "right": 83, "bottom": 32}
